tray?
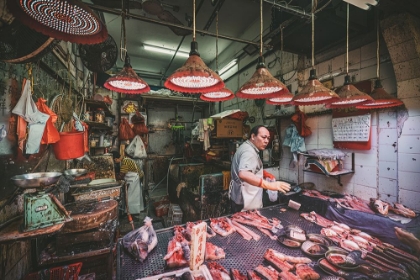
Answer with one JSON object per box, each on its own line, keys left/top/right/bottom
{"left": 71, "top": 185, "right": 122, "bottom": 201}
{"left": 11, "top": 172, "right": 62, "bottom": 188}
{"left": 138, "top": 265, "right": 212, "bottom": 280}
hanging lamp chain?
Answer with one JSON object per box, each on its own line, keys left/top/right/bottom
{"left": 193, "top": 0, "right": 196, "bottom": 41}
{"left": 260, "top": 0, "right": 263, "bottom": 56}
{"left": 280, "top": 27, "right": 284, "bottom": 75}
{"left": 376, "top": 9, "right": 380, "bottom": 79}
{"left": 311, "top": 0, "right": 315, "bottom": 69}
{"left": 346, "top": 3, "right": 349, "bottom": 74}
{"left": 216, "top": 11, "right": 219, "bottom": 71}
{"left": 120, "top": 0, "right": 128, "bottom": 61}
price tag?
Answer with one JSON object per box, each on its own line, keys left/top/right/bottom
{"left": 189, "top": 222, "right": 207, "bottom": 271}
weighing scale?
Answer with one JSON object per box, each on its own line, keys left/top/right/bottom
{"left": 10, "top": 172, "right": 72, "bottom": 232}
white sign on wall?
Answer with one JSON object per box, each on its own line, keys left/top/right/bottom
{"left": 332, "top": 113, "right": 371, "bottom": 142}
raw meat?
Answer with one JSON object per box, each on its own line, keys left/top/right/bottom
{"left": 210, "top": 217, "right": 236, "bottom": 237}
{"left": 208, "top": 262, "right": 230, "bottom": 280}
{"left": 246, "top": 270, "right": 262, "bottom": 280}
{"left": 254, "top": 265, "right": 280, "bottom": 280}
{"left": 309, "top": 211, "right": 334, "bottom": 227}
{"left": 164, "top": 232, "right": 190, "bottom": 268}
{"left": 231, "top": 269, "right": 247, "bottom": 280}
{"left": 295, "top": 264, "right": 320, "bottom": 280}
{"left": 263, "top": 249, "right": 294, "bottom": 272}
{"left": 227, "top": 218, "right": 252, "bottom": 240}
{"left": 257, "top": 227, "right": 277, "bottom": 240}
{"left": 231, "top": 211, "right": 273, "bottom": 230}
{"left": 390, "top": 203, "right": 416, "bottom": 218}
{"left": 279, "top": 270, "right": 301, "bottom": 280}
{"left": 205, "top": 242, "right": 225, "bottom": 260}
{"left": 231, "top": 220, "right": 261, "bottom": 241}
{"left": 370, "top": 199, "right": 389, "bottom": 215}
{"left": 122, "top": 216, "right": 157, "bottom": 262}
{"left": 264, "top": 248, "right": 311, "bottom": 264}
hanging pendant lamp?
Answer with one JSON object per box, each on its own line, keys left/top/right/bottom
{"left": 292, "top": 0, "right": 339, "bottom": 106}
{"left": 6, "top": 0, "right": 107, "bottom": 44}
{"left": 236, "top": 0, "right": 287, "bottom": 100}
{"left": 328, "top": 3, "right": 373, "bottom": 109}
{"left": 356, "top": 11, "right": 403, "bottom": 110}
{"left": 267, "top": 28, "right": 293, "bottom": 105}
{"left": 165, "top": 0, "right": 224, "bottom": 94}
{"left": 104, "top": 6, "right": 149, "bottom": 94}
{"left": 104, "top": 54, "right": 150, "bottom": 94}
{"left": 200, "top": 11, "right": 234, "bottom": 102}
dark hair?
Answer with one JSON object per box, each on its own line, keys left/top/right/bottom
{"left": 112, "top": 151, "right": 121, "bottom": 159}
{"left": 249, "top": 125, "right": 266, "bottom": 139}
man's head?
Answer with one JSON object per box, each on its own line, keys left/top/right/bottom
{"left": 249, "top": 125, "right": 270, "bottom": 150}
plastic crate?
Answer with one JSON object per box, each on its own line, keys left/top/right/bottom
{"left": 24, "top": 262, "right": 82, "bottom": 280}
{"left": 153, "top": 200, "right": 170, "bottom": 217}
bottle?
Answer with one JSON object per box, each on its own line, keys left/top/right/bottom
{"left": 95, "top": 108, "right": 105, "bottom": 123}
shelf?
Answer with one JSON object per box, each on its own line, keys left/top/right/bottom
{"left": 84, "top": 121, "right": 113, "bottom": 130}
{"left": 301, "top": 152, "right": 355, "bottom": 186}
{"left": 85, "top": 99, "right": 114, "bottom": 117}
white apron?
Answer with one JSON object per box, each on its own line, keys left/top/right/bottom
{"left": 124, "top": 171, "right": 144, "bottom": 214}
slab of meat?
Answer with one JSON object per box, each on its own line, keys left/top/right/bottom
{"left": 163, "top": 233, "right": 190, "bottom": 268}
{"left": 263, "top": 249, "right": 294, "bottom": 272}
{"left": 208, "top": 262, "right": 230, "bottom": 280}
{"left": 295, "top": 264, "right": 320, "bottom": 280}
{"left": 302, "top": 189, "right": 330, "bottom": 200}
{"left": 308, "top": 211, "right": 334, "bottom": 227}
{"left": 231, "top": 269, "right": 247, "bottom": 280}
{"left": 246, "top": 270, "right": 262, "bottom": 280}
{"left": 257, "top": 227, "right": 277, "bottom": 240}
{"left": 205, "top": 242, "right": 225, "bottom": 260}
{"left": 226, "top": 218, "right": 252, "bottom": 240}
{"left": 390, "top": 203, "right": 416, "bottom": 218}
{"left": 231, "top": 220, "right": 261, "bottom": 241}
{"left": 335, "top": 194, "right": 375, "bottom": 214}
{"left": 231, "top": 210, "right": 274, "bottom": 230}
{"left": 279, "top": 270, "right": 301, "bottom": 280}
{"left": 264, "top": 248, "right": 312, "bottom": 264}
{"left": 254, "top": 265, "right": 280, "bottom": 280}
{"left": 210, "top": 217, "right": 236, "bottom": 237}
{"left": 370, "top": 198, "right": 389, "bottom": 215}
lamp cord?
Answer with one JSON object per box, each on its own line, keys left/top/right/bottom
{"left": 346, "top": 3, "right": 349, "bottom": 74}
{"left": 216, "top": 11, "right": 219, "bottom": 71}
{"left": 120, "top": 0, "right": 127, "bottom": 61}
{"left": 311, "top": 0, "right": 315, "bottom": 69}
{"left": 280, "top": 27, "right": 284, "bottom": 75}
{"left": 376, "top": 9, "right": 380, "bottom": 79}
{"left": 260, "top": 0, "right": 263, "bottom": 56}
{"left": 193, "top": 0, "right": 196, "bottom": 41}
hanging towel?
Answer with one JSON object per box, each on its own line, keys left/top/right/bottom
{"left": 12, "top": 80, "right": 49, "bottom": 154}
{"left": 36, "top": 98, "right": 60, "bottom": 144}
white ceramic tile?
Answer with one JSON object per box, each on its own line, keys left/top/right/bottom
{"left": 353, "top": 165, "right": 377, "bottom": 187}
{"left": 398, "top": 135, "right": 420, "bottom": 154}
{"left": 332, "top": 54, "right": 345, "bottom": 72}
{"left": 378, "top": 161, "right": 398, "bottom": 180}
{"left": 378, "top": 144, "right": 398, "bottom": 162}
{"left": 333, "top": 75, "right": 345, "bottom": 88}
{"left": 378, "top": 111, "right": 397, "bottom": 129}
{"left": 377, "top": 193, "right": 397, "bottom": 204}
{"left": 360, "top": 59, "right": 377, "bottom": 73}
{"left": 400, "top": 116, "right": 420, "bottom": 135}
{"left": 305, "top": 116, "right": 318, "bottom": 129}
{"left": 305, "top": 144, "right": 317, "bottom": 151}
{"left": 317, "top": 60, "right": 331, "bottom": 76}
{"left": 398, "top": 170, "right": 420, "bottom": 192}
{"left": 338, "top": 174, "right": 355, "bottom": 190}
{"left": 353, "top": 184, "right": 378, "bottom": 199}
{"left": 265, "top": 167, "right": 279, "bottom": 179}
{"left": 355, "top": 149, "right": 379, "bottom": 167}
{"left": 378, "top": 177, "right": 398, "bottom": 197}
{"left": 370, "top": 112, "right": 378, "bottom": 126}
{"left": 379, "top": 61, "right": 396, "bottom": 80}
{"left": 318, "top": 128, "right": 333, "bottom": 147}
{"left": 348, "top": 48, "right": 361, "bottom": 66}
{"left": 397, "top": 77, "right": 420, "bottom": 99}
{"left": 361, "top": 42, "right": 376, "bottom": 61}
{"left": 305, "top": 130, "right": 318, "bottom": 146}
{"left": 402, "top": 97, "right": 420, "bottom": 117}
{"left": 378, "top": 128, "right": 398, "bottom": 145}
{"left": 318, "top": 115, "right": 332, "bottom": 129}
{"left": 370, "top": 125, "right": 378, "bottom": 147}
{"left": 302, "top": 173, "right": 320, "bottom": 187}
{"left": 398, "top": 153, "right": 420, "bottom": 172}
{"left": 399, "top": 189, "right": 420, "bottom": 212}
{"left": 381, "top": 78, "right": 397, "bottom": 95}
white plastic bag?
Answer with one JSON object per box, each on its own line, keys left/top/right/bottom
{"left": 125, "top": 135, "right": 147, "bottom": 158}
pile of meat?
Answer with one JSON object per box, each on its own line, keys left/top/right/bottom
{"left": 164, "top": 222, "right": 226, "bottom": 268}
{"left": 370, "top": 199, "right": 417, "bottom": 218}
{"left": 301, "top": 211, "right": 420, "bottom": 279}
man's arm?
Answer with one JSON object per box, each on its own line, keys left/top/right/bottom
{"left": 238, "top": 170, "right": 290, "bottom": 193}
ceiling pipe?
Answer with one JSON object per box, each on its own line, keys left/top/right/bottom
{"left": 264, "top": 0, "right": 311, "bottom": 19}
{"left": 87, "top": 3, "right": 269, "bottom": 48}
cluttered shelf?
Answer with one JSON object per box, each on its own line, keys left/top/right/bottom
{"left": 85, "top": 99, "right": 114, "bottom": 117}
{"left": 84, "top": 121, "right": 113, "bottom": 130}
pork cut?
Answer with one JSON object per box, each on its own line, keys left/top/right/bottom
{"left": 231, "top": 269, "right": 247, "bottom": 280}
{"left": 295, "top": 264, "right": 320, "bottom": 280}
{"left": 210, "top": 217, "right": 236, "bottom": 237}
{"left": 205, "top": 242, "right": 225, "bottom": 260}
{"left": 208, "top": 262, "right": 230, "bottom": 280}
{"left": 163, "top": 232, "right": 190, "bottom": 268}
{"left": 254, "top": 265, "right": 280, "bottom": 280}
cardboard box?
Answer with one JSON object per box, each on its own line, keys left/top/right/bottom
{"left": 215, "top": 118, "right": 243, "bottom": 138}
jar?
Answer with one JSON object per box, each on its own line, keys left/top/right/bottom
{"left": 95, "top": 108, "right": 105, "bottom": 123}
{"left": 84, "top": 111, "right": 93, "bottom": 121}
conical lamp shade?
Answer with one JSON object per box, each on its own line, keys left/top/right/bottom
{"left": 164, "top": 41, "right": 224, "bottom": 94}
{"left": 292, "top": 69, "right": 339, "bottom": 106}
{"left": 236, "top": 56, "right": 287, "bottom": 99}
{"left": 200, "top": 88, "right": 235, "bottom": 102}
{"left": 266, "top": 88, "right": 293, "bottom": 105}
{"left": 328, "top": 75, "right": 373, "bottom": 108}
{"left": 104, "top": 55, "right": 150, "bottom": 94}
{"left": 6, "top": 0, "right": 107, "bottom": 45}
{"left": 356, "top": 79, "right": 403, "bottom": 109}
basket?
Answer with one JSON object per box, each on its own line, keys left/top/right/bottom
{"left": 24, "top": 262, "right": 82, "bottom": 280}
{"left": 167, "top": 204, "right": 183, "bottom": 226}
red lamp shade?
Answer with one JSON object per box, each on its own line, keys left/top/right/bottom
{"left": 164, "top": 41, "right": 224, "bottom": 94}
{"left": 7, "top": 0, "right": 107, "bottom": 44}
{"left": 328, "top": 75, "right": 373, "bottom": 109}
{"left": 236, "top": 56, "right": 287, "bottom": 99}
{"left": 292, "top": 69, "right": 339, "bottom": 106}
{"left": 104, "top": 55, "right": 150, "bottom": 94}
{"left": 266, "top": 88, "right": 293, "bottom": 105}
{"left": 356, "top": 79, "right": 404, "bottom": 109}
{"left": 200, "top": 88, "right": 235, "bottom": 102}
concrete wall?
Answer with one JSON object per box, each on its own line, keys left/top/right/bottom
{"left": 222, "top": 13, "right": 420, "bottom": 212}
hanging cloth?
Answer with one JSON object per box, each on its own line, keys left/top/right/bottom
{"left": 12, "top": 80, "right": 50, "bottom": 154}
{"left": 291, "top": 108, "right": 312, "bottom": 137}
{"left": 35, "top": 98, "right": 60, "bottom": 144}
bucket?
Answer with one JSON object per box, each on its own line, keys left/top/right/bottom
{"left": 53, "top": 131, "right": 85, "bottom": 160}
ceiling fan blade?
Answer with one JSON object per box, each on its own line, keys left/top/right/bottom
{"left": 142, "top": 0, "right": 164, "bottom": 16}
{"left": 158, "top": 10, "right": 191, "bottom": 36}
{"left": 90, "top": 0, "right": 142, "bottom": 10}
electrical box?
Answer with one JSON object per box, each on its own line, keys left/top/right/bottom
{"left": 214, "top": 118, "right": 243, "bottom": 138}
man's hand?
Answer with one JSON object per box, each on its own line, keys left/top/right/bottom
{"left": 260, "top": 180, "right": 291, "bottom": 193}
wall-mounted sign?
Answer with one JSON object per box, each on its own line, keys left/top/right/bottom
{"left": 332, "top": 114, "right": 371, "bottom": 142}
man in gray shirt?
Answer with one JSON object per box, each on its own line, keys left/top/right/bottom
{"left": 230, "top": 125, "right": 290, "bottom": 212}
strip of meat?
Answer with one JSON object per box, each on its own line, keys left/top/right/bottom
{"left": 231, "top": 211, "right": 274, "bottom": 229}
{"left": 254, "top": 265, "right": 280, "bottom": 280}
{"left": 279, "top": 270, "right": 301, "bottom": 280}
{"left": 300, "top": 212, "right": 316, "bottom": 223}
{"left": 246, "top": 270, "right": 262, "bottom": 280}
{"left": 232, "top": 216, "right": 273, "bottom": 230}
{"left": 231, "top": 269, "right": 247, "bottom": 280}
{"left": 390, "top": 203, "right": 416, "bottom": 218}
{"left": 257, "top": 227, "right": 277, "bottom": 240}
{"left": 383, "top": 249, "right": 417, "bottom": 266}
{"left": 364, "top": 253, "right": 408, "bottom": 276}
{"left": 210, "top": 218, "right": 236, "bottom": 237}
{"left": 309, "top": 211, "right": 334, "bottom": 227}
{"left": 318, "top": 259, "right": 349, "bottom": 277}
{"left": 231, "top": 220, "right": 261, "bottom": 241}
{"left": 226, "top": 218, "right": 252, "bottom": 241}
{"left": 386, "top": 245, "right": 419, "bottom": 263}
{"left": 295, "top": 264, "right": 320, "bottom": 280}
{"left": 208, "top": 262, "right": 230, "bottom": 280}
{"left": 205, "top": 242, "right": 225, "bottom": 260}
{"left": 263, "top": 249, "right": 295, "bottom": 271}
{"left": 265, "top": 248, "right": 312, "bottom": 264}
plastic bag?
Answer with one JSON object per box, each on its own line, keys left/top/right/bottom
{"left": 123, "top": 217, "right": 157, "bottom": 262}
{"left": 125, "top": 135, "right": 147, "bottom": 159}
{"left": 36, "top": 98, "right": 60, "bottom": 144}
{"left": 119, "top": 118, "right": 135, "bottom": 140}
